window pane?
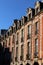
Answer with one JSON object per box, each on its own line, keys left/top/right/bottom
{"left": 21, "top": 45, "right": 23, "bottom": 56}
{"left": 27, "top": 42, "right": 31, "bottom": 55}
{"left": 36, "top": 22, "right": 38, "bottom": 30}
{"left": 35, "top": 38, "right": 38, "bottom": 53}
{"left": 28, "top": 25, "right": 31, "bottom": 34}
{"left": 16, "top": 47, "right": 18, "bottom": 57}
{"left": 12, "top": 35, "right": 15, "bottom": 43}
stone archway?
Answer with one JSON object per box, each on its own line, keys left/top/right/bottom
{"left": 26, "top": 63, "right": 30, "bottom": 65}
{"left": 33, "top": 62, "right": 39, "bottom": 65}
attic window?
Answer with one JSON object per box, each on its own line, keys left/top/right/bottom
{"left": 7, "top": 32, "right": 9, "bottom": 36}
{"left": 36, "top": 7, "right": 40, "bottom": 14}
{"left": 17, "top": 21, "right": 19, "bottom": 29}
{"left": 14, "top": 27, "right": 16, "bottom": 32}
{"left": 28, "top": 13, "right": 31, "bottom": 21}
{"left": 12, "top": 27, "right": 13, "bottom": 33}
{"left": 29, "top": 13, "right": 31, "bottom": 19}
{"left": 21, "top": 19, "right": 24, "bottom": 26}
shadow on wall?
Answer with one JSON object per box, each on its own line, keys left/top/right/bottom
{"left": 0, "top": 43, "right": 12, "bottom": 65}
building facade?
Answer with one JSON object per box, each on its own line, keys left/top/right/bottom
{"left": 0, "top": 1, "right": 43, "bottom": 65}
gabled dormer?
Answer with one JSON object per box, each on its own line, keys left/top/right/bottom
{"left": 11, "top": 26, "right": 13, "bottom": 33}
{"left": 35, "top": 1, "right": 43, "bottom": 15}
{"left": 12, "top": 24, "right": 15, "bottom": 33}
{"left": 7, "top": 26, "right": 13, "bottom": 36}
{"left": 14, "top": 19, "right": 21, "bottom": 30}
{"left": 21, "top": 16, "right": 24, "bottom": 26}
{"left": 18, "top": 20, "right": 21, "bottom": 29}
{"left": 21, "top": 16, "right": 27, "bottom": 26}
{"left": 5, "top": 27, "right": 12, "bottom": 37}
{"left": 6, "top": 31, "right": 9, "bottom": 37}
{"left": 14, "top": 19, "right": 18, "bottom": 30}
{"left": 26, "top": 8, "right": 35, "bottom": 21}
{"left": 16, "top": 20, "right": 21, "bottom": 30}
{"left": 9, "top": 26, "right": 12, "bottom": 36}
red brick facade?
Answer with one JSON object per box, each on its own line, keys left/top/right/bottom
{"left": 0, "top": 1, "right": 43, "bottom": 65}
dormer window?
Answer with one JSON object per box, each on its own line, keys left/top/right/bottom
{"left": 36, "top": 7, "right": 39, "bottom": 14}
{"left": 9, "top": 30, "right": 12, "bottom": 35}
{"left": 16, "top": 33, "right": 19, "bottom": 44}
{"left": 13, "top": 27, "right": 16, "bottom": 33}
{"left": 12, "top": 35, "right": 15, "bottom": 44}
{"left": 24, "top": 16, "right": 27, "bottom": 23}
{"left": 27, "top": 8, "right": 35, "bottom": 21}
{"left": 17, "top": 21, "right": 19, "bottom": 29}
{"left": 17, "top": 22, "right": 18, "bottom": 30}
{"left": 9, "top": 37, "right": 11, "bottom": 45}
{"left": 35, "top": 7, "right": 40, "bottom": 15}
{"left": 16, "top": 21, "right": 20, "bottom": 30}
{"left": 11, "top": 27, "right": 13, "bottom": 33}
{"left": 7, "top": 32, "right": 9, "bottom": 36}
{"left": 14, "top": 19, "right": 18, "bottom": 30}
{"left": 29, "top": 13, "right": 31, "bottom": 20}
{"left": 21, "top": 18, "right": 24, "bottom": 26}
{"left": 35, "top": 1, "right": 40, "bottom": 15}
{"left": 27, "top": 13, "right": 31, "bottom": 21}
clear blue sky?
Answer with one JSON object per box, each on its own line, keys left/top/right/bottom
{"left": 0, "top": 0, "right": 41, "bottom": 29}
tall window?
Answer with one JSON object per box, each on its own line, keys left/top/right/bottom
{"left": 7, "top": 32, "right": 9, "bottom": 36}
{"left": 11, "top": 27, "right": 13, "bottom": 33}
{"left": 21, "top": 29, "right": 24, "bottom": 42}
{"left": 21, "top": 19, "right": 24, "bottom": 26}
{"left": 26, "top": 42, "right": 31, "bottom": 59}
{"left": 35, "top": 38, "right": 38, "bottom": 56}
{"left": 20, "top": 45, "right": 24, "bottom": 60}
{"left": 3, "top": 42, "right": 5, "bottom": 47}
{"left": 27, "top": 13, "right": 31, "bottom": 21}
{"left": 9, "top": 37, "right": 11, "bottom": 45}
{"left": 36, "top": 7, "right": 40, "bottom": 14}
{"left": 13, "top": 27, "right": 16, "bottom": 33}
{"left": 27, "top": 42, "right": 31, "bottom": 55}
{"left": 35, "top": 22, "right": 38, "bottom": 34}
{"left": 36, "top": 22, "right": 38, "bottom": 30}
{"left": 6, "top": 40, "right": 7, "bottom": 47}
{"left": 12, "top": 35, "right": 15, "bottom": 43}
{"left": 15, "top": 47, "right": 18, "bottom": 61}
{"left": 21, "top": 45, "right": 23, "bottom": 56}
{"left": 27, "top": 25, "right": 31, "bottom": 39}
{"left": 17, "top": 21, "right": 19, "bottom": 29}
{"left": 29, "top": 13, "right": 31, "bottom": 19}
{"left": 16, "top": 33, "right": 19, "bottom": 44}
{"left": 11, "top": 47, "right": 14, "bottom": 62}
{"left": 10, "top": 30, "right": 12, "bottom": 35}
{"left": 16, "top": 47, "right": 18, "bottom": 57}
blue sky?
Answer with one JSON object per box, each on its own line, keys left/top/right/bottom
{"left": 0, "top": 0, "right": 41, "bottom": 29}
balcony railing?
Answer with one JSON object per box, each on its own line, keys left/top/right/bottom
{"left": 26, "top": 54, "right": 30, "bottom": 60}
{"left": 27, "top": 34, "right": 31, "bottom": 39}
{"left": 21, "top": 37, "right": 24, "bottom": 42}
{"left": 20, "top": 56, "right": 23, "bottom": 61}
{"left": 15, "top": 57, "right": 18, "bottom": 62}
{"left": 34, "top": 52, "right": 38, "bottom": 58}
